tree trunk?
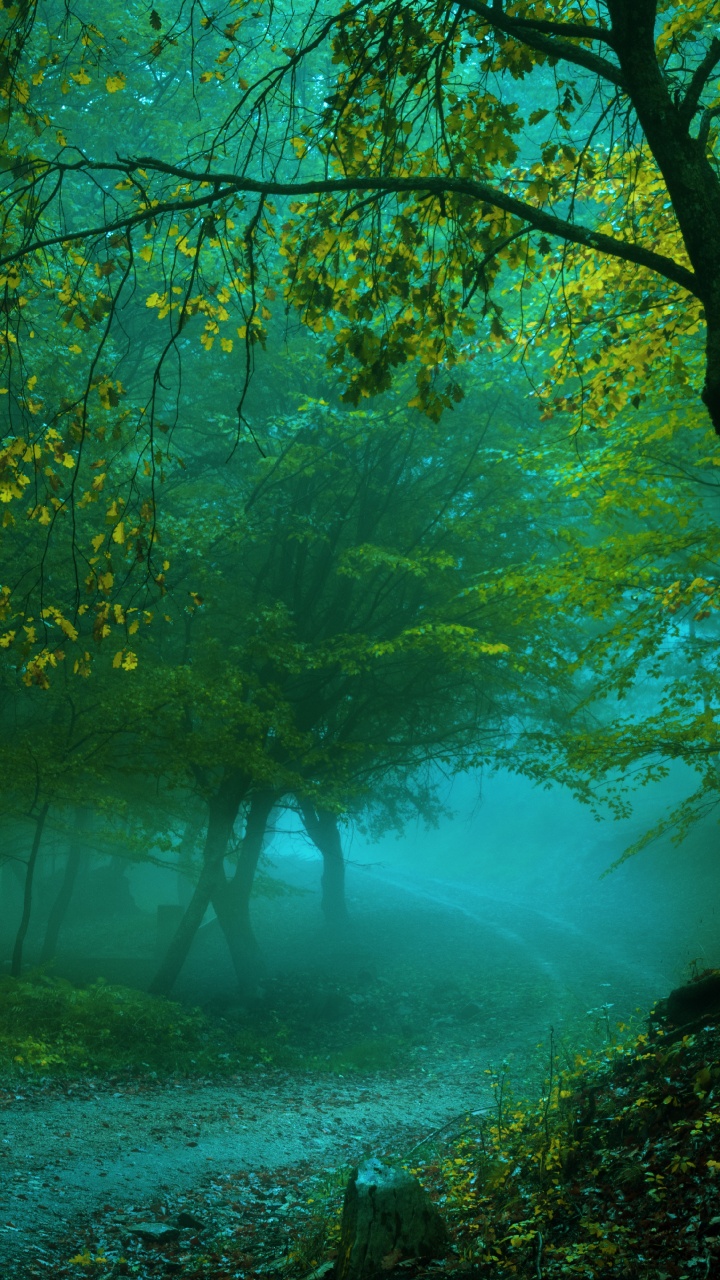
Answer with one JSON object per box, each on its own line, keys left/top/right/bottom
{"left": 149, "top": 774, "right": 248, "bottom": 997}
{"left": 39, "top": 808, "right": 88, "bottom": 964}
{"left": 175, "top": 820, "right": 200, "bottom": 908}
{"left": 212, "top": 789, "right": 277, "bottom": 999}
{"left": 11, "top": 803, "right": 50, "bottom": 979}
{"left": 299, "top": 802, "right": 349, "bottom": 925}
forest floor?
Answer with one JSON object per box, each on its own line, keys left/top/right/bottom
{"left": 0, "top": 863, "right": 702, "bottom": 1278}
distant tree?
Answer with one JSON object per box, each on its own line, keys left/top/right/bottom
{"left": 136, "top": 391, "right": 548, "bottom": 995}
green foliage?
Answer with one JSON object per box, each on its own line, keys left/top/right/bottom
{"left": 420, "top": 1017, "right": 720, "bottom": 1276}
{"left": 0, "top": 974, "right": 235, "bottom": 1077}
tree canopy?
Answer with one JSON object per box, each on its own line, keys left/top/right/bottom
{"left": 2, "top": 1, "right": 720, "bottom": 989}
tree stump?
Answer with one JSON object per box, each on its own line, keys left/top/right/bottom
{"left": 336, "top": 1158, "right": 447, "bottom": 1280}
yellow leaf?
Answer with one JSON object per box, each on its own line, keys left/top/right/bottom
{"left": 220, "top": 337, "right": 233, "bottom": 353}
{"left": 139, "top": 245, "right": 153, "bottom": 263}
{"left": 91, "top": 534, "right": 104, "bottom": 552}
{"left": 71, "top": 69, "right": 91, "bottom": 85}
{"left": 112, "top": 521, "right": 125, "bottom": 544}
{"left": 112, "top": 651, "right": 123, "bottom": 668}
{"left": 62, "top": 453, "right": 75, "bottom": 468}
{"left": 105, "top": 73, "right": 126, "bottom": 93}
{"left": 122, "top": 650, "right": 138, "bottom": 670}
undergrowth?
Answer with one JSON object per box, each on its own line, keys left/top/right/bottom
{"left": 0, "top": 974, "right": 244, "bottom": 1077}
{"left": 0, "top": 974, "right": 411, "bottom": 1080}
{"left": 414, "top": 1017, "right": 720, "bottom": 1278}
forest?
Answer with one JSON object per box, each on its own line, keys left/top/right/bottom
{"left": 1, "top": 1, "right": 720, "bottom": 1277}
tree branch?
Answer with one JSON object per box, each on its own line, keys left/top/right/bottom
{"left": 698, "top": 103, "right": 720, "bottom": 151}
{"left": 680, "top": 37, "right": 720, "bottom": 127}
{"left": 456, "top": 0, "right": 626, "bottom": 87}
{"left": 0, "top": 181, "right": 239, "bottom": 268}
{"left": 122, "top": 157, "right": 699, "bottom": 297}
{"left": 0, "top": 162, "right": 697, "bottom": 300}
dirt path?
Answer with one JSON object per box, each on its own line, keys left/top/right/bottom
{"left": 0, "top": 867, "right": 680, "bottom": 1276}
{"left": 0, "top": 1063, "right": 489, "bottom": 1275}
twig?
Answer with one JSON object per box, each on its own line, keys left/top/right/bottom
{"left": 402, "top": 1108, "right": 490, "bottom": 1157}
{"left": 535, "top": 1230, "right": 544, "bottom": 1280}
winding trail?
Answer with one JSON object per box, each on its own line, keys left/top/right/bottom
{"left": 0, "top": 866, "right": 679, "bottom": 1275}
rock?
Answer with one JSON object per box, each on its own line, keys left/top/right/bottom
{"left": 127, "top": 1222, "right": 180, "bottom": 1243}
{"left": 175, "top": 1210, "right": 204, "bottom": 1230}
{"left": 336, "top": 1158, "right": 447, "bottom": 1280}
{"left": 667, "top": 971, "right": 720, "bottom": 1025}
{"left": 653, "top": 971, "right": 720, "bottom": 1030}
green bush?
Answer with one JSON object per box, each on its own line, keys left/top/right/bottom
{"left": 0, "top": 973, "right": 230, "bottom": 1077}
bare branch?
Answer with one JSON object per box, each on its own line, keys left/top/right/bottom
{"left": 680, "top": 37, "right": 720, "bottom": 127}
{"left": 698, "top": 103, "right": 720, "bottom": 151}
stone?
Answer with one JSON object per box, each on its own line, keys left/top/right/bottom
{"left": 336, "top": 1158, "right": 447, "bottom": 1280}
{"left": 652, "top": 970, "right": 720, "bottom": 1030}
{"left": 667, "top": 971, "right": 720, "bottom": 1025}
{"left": 127, "top": 1222, "right": 180, "bottom": 1243}
{"left": 175, "top": 1210, "right": 204, "bottom": 1230}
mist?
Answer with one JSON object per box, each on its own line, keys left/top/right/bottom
{"left": 2, "top": 3, "right": 720, "bottom": 1278}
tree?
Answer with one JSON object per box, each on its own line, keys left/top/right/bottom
{"left": 489, "top": 370, "right": 720, "bottom": 865}
{"left": 1, "top": 0, "right": 719, "bottom": 458}
{"left": 135, "top": 384, "right": 549, "bottom": 995}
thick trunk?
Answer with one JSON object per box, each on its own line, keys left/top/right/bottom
{"left": 39, "top": 816, "right": 86, "bottom": 965}
{"left": 11, "top": 803, "right": 50, "bottom": 979}
{"left": 149, "top": 775, "right": 248, "bottom": 997}
{"left": 299, "top": 802, "right": 349, "bottom": 925}
{"left": 702, "top": 314, "right": 720, "bottom": 434}
{"left": 608, "top": 2, "right": 720, "bottom": 429}
{"left": 212, "top": 789, "right": 277, "bottom": 998}
{"left": 572, "top": 11, "right": 720, "bottom": 438}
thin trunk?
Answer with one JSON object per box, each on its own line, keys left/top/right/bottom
{"left": 212, "top": 789, "right": 277, "bottom": 998}
{"left": 149, "top": 775, "right": 248, "bottom": 997}
{"left": 39, "top": 809, "right": 88, "bottom": 964}
{"left": 11, "top": 803, "right": 50, "bottom": 979}
{"left": 175, "top": 820, "right": 201, "bottom": 908}
{"left": 299, "top": 802, "right": 349, "bottom": 924}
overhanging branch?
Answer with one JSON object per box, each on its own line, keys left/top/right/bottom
{"left": 456, "top": 0, "right": 626, "bottom": 87}
{"left": 0, "top": 160, "right": 697, "bottom": 298}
